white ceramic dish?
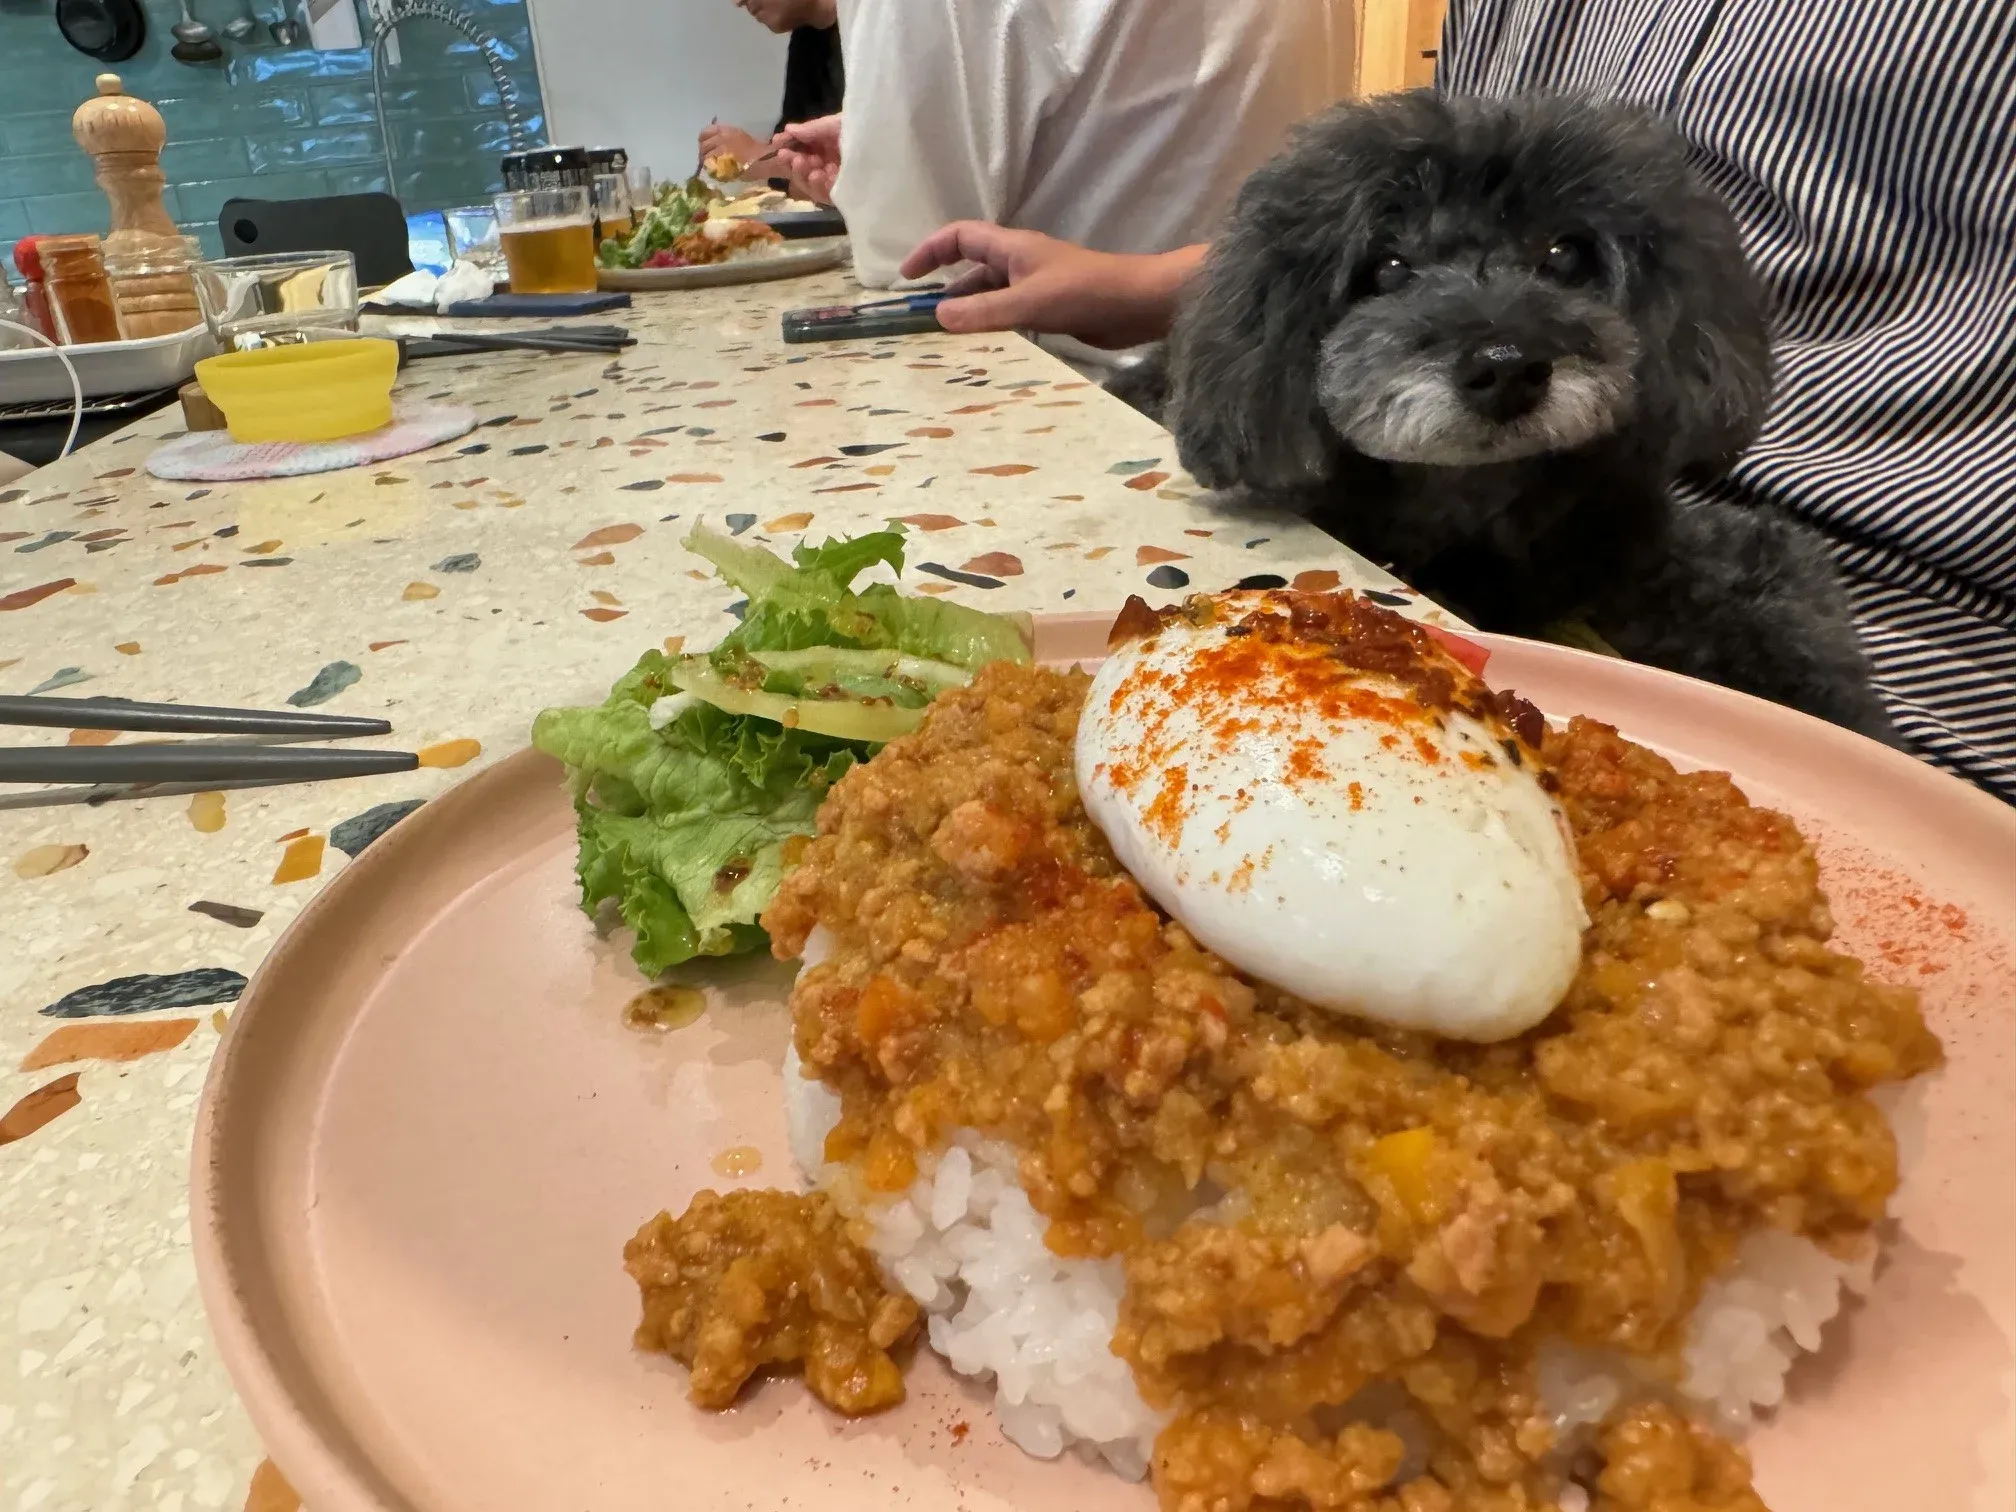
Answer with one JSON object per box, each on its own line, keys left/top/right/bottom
{"left": 598, "top": 236, "right": 849, "bottom": 292}
{"left": 0, "top": 322, "right": 217, "bottom": 405}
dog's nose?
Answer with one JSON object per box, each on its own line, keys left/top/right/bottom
{"left": 1456, "top": 345, "right": 1554, "bottom": 422}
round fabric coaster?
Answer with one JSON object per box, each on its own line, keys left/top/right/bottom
{"left": 146, "top": 401, "right": 479, "bottom": 482}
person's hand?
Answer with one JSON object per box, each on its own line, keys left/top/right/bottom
{"left": 697, "top": 123, "right": 766, "bottom": 176}
{"left": 771, "top": 115, "right": 842, "bottom": 204}
{"left": 736, "top": 0, "right": 831, "bottom": 33}
{"left": 899, "top": 223, "right": 1205, "bottom": 349}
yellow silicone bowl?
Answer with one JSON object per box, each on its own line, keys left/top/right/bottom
{"left": 194, "top": 338, "right": 399, "bottom": 444}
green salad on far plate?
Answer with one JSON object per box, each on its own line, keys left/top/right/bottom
{"left": 599, "top": 175, "right": 714, "bottom": 270}
{"left": 531, "top": 525, "right": 1032, "bottom": 975}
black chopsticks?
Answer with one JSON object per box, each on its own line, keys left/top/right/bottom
{"left": 0, "top": 695, "right": 391, "bottom": 737}
{"left": 0, "top": 746, "right": 420, "bottom": 785}
{"left": 400, "top": 325, "right": 637, "bottom": 361}
{"left": 0, "top": 694, "right": 418, "bottom": 787}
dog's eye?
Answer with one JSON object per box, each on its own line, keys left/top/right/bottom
{"left": 1370, "top": 256, "right": 1415, "bottom": 296}
{"left": 1540, "top": 239, "right": 1595, "bottom": 283}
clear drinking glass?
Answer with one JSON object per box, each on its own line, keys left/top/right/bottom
{"left": 405, "top": 210, "right": 454, "bottom": 276}
{"left": 593, "top": 173, "right": 634, "bottom": 245}
{"left": 626, "top": 162, "right": 654, "bottom": 208}
{"left": 444, "top": 205, "right": 506, "bottom": 274}
{"left": 191, "top": 251, "right": 360, "bottom": 349}
{"left": 103, "top": 234, "right": 204, "bottom": 340}
{"left": 0, "top": 278, "right": 32, "bottom": 350}
{"left": 493, "top": 186, "right": 598, "bottom": 295}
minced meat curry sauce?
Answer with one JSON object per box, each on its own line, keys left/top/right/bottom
{"left": 623, "top": 598, "right": 1940, "bottom": 1512}
{"left": 625, "top": 1188, "right": 918, "bottom": 1414}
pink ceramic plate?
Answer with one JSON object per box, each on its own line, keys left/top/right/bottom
{"left": 192, "top": 615, "right": 2016, "bottom": 1512}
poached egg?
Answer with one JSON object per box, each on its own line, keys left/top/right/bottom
{"left": 1074, "top": 591, "right": 1585, "bottom": 1042}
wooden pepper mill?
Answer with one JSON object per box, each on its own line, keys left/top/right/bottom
{"left": 71, "top": 73, "right": 202, "bottom": 339}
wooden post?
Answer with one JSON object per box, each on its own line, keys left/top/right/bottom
{"left": 1405, "top": 0, "right": 1445, "bottom": 88}
{"left": 71, "top": 73, "right": 202, "bottom": 339}
{"left": 1356, "top": 0, "right": 1446, "bottom": 96}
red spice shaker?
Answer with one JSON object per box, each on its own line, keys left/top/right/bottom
{"left": 37, "top": 234, "right": 125, "bottom": 345}
{"left": 12, "top": 237, "right": 58, "bottom": 343}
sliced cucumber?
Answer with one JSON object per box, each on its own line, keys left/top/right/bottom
{"left": 742, "top": 647, "right": 970, "bottom": 693}
{"left": 668, "top": 659, "right": 935, "bottom": 743}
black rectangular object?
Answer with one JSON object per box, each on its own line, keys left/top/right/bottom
{"left": 441, "top": 291, "right": 632, "bottom": 318}
{"left": 783, "top": 296, "right": 944, "bottom": 344}
{"left": 761, "top": 208, "right": 848, "bottom": 240}
{"left": 219, "top": 192, "right": 414, "bottom": 288}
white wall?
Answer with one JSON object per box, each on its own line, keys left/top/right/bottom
{"left": 523, "top": 0, "right": 790, "bottom": 182}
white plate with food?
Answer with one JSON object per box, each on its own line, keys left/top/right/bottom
{"left": 708, "top": 182, "right": 825, "bottom": 219}
{"left": 192, "top": 529, "right": 2015, "bottom": 1512}
{"left": 597, "top": 173, "right": 847, "bottom": 290}
{"left": 598, "top": 235, "right": 849, "bottom": 292}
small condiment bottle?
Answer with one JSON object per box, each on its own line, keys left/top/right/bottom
{"left": 38, "top": 234, "right": 125, "bottom": 346}
{"left": 11, "top": 237, "right": 59, "bottom": 343}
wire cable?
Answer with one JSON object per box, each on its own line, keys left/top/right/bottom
{"left": 0, "top": 316, "right": 87, "bottom": 462}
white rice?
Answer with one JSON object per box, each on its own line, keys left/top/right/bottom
{"left": 782, "top": 927, "right": 1910, "bottom": 1482}
{"left": 1534, "top": 1229, "right": 1875, "bottom": 1458}
{"left": 1546, "top": 1081, "right": 1920, "bottom": 1446}
{"left": 1678, "top": 1230, "right": 1876, "bottom": 1431}
{"left": 781, "top": 1038, "right": 842, "bottom": 1179}
{"left": 788, "top": 926, "right": 1163, "bottom": 1475}
{"left": 785, "top": 1046, "right": 1165, "bottom": 1477}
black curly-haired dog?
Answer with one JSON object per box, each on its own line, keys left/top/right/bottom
{"left": 1125, "top": 90, "right": 1895, "bottom": 741}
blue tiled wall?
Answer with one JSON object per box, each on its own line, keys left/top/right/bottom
{"left": 0, "top": 0, "right": 544, "bottom": 273}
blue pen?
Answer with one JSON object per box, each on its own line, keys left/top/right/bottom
{"left": 852, "top": 289, "right": 949, "bottom": 314}
{"left": 782, "top": 287, "right": 953, "bottom": 344}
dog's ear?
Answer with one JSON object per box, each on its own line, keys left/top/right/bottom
{"left": 1612, "top": 123, "right": 1776, "bottom": 471}
{"left": 1163, "top": 104, "right": 1396, "bottom": 492}
{"left": 1164, "top": 218, "right": 1337, "bottom": 492}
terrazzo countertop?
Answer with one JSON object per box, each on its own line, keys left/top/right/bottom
{"left": 0, "top": 270, "right": 1449, "bottom": 1512}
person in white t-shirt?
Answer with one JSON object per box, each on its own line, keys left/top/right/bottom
{"left": 771, "top": 0, "right": 1354, "bottom": 287}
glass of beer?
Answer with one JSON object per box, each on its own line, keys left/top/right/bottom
{"left": 594, "top": 173, "right": 635, "bottom": 243}
{"left": 493, "top": 186, "right": 598, "bottom": 295}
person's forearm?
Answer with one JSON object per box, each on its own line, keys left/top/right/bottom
{"left": 905, "top": 228, "right": 1212, "bottom": 346}
{"left": 1140, "top": 245, "right": 1209, "bottom": 312}
{"left": 1105, "top": 245, "right": 1209, "bottom": 345}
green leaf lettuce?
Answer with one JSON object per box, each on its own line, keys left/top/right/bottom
{"left": 530, "top": 526, "right": 1032, "bottom": 978}
{"left": 531, "top": 651, "right": 861, "bottom": 975}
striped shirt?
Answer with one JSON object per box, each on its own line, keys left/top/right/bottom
{"left": 1440, "top": 0, "right": 2016, "bottom": 802}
